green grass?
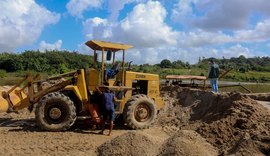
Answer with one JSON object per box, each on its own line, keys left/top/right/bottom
{"left": 224, "top": 71, "right": 270, "bottom": 82}
{"left": 159, "top": 68, "right": 207, "bottom": 78}
{"left": 220, "top": 83, "right": 270, "bottom": 93}
{"left": 159, "top": 68, "right": 270, "bottom": 83}
{"left": 0, "top": 70, "right": 6, "bottom": 78}
{"left": 1, "top": 68, "right": 270, "bottom": 86}
{"left": 0, "top": 72, "right": 49, "bottom": 86}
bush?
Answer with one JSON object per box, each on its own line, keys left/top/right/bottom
{"left": 0, "top": 70, "right": 6, "bottom": 78}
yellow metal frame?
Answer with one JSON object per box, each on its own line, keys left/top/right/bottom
{"left": 64, "top": 69, "right": 88, "bottom": 103}
{"left": 85, "top": 40, "right": 133, "bottom": 85}
{"left": 123, "top": 71, "right": 164, "bottom": 111}
{"left": 85, "top": 40, "right": 164, "bottom": 112}
{"left": 0, "top": 71, "right": 77, "bottom": 112}
{"left": 85, "top": 40, "right": 133, "bottom": 51}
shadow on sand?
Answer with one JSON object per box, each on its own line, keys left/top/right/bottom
{"left": 0, "top": 117, "right": 131, "bottom": 134}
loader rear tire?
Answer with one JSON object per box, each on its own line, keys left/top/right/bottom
{"left": 123, "top": 94, "right": 157, "bottom": 129}
{"left": 35, "top": 92, "right": 76, "bottom": 131}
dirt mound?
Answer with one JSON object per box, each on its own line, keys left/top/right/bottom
{"left": 158, "top": 86, "right": 270, "bottom": 155}
{"left": 196, "top": 93, "right": 270, "bottom": 155}
{"left": 159, "top": 130, "right": 218, "bottom": 156}
{"left": 1, "top": 84, "right": 270, "bottom": 155}
{"left": 41, "top": 78, "right": 66, "bottom": 89}
{"left": 97, "top": 132, "right": 158, "bottom": 156}
{"left": 97, "top": 129, "right": 217, "bottom": 156}
{"left": 246, "top": 93, "right": 270, "bottom": 101}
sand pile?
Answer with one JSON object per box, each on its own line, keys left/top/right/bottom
{"left": 97, "top": 132, "right": 158, "bottom": 156}
{"left": 158, "top": 86, "right": 270, "bottom": 155}
{"left": 246, "top": 93, "right": 270, "bottom": 101}
{"left": 159, "top": 130, "right": 218, "bottom": 156}
{"left": 97, "top": 129, "right": 218, "bottom": 156}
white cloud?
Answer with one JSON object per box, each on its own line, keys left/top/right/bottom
{"left": 123, "top": 43, "right": 254, "bottom": 65}
{"left": 107, "top": 0, "right": 145, "bottom": 21}
{"left": 66, "top": 0, "right": 103, "bottom": 18}
{"left": 156, "top": 44, "right": 253, "bottom": 64}
{"left": 83, "top": 1, "right": 178, "bottom": 48}
{"left": 124, "top": 48, "right": 160, "bottom": 65}
{"left": 220, "top": 44, "right": 252, "bottom": 58}
{"left": 80, "top": 0, "right": 270, "bottom": 64}
{"left": 83, "top": 17, "right": 110, "bottom": 39}
{"left": 77, "top": 43, "right": 90, "bottom": 54}
{"left": 39, "top": 40, "right": 63, "bottom": 52}
{"left": 108, "top": 0, "right": 131, "bottom": 21}
{"left": 178, "top": 30, "right": 232, "bottom": 48}
{"left": 172, "top": 0, "right": 270, "bottom": 31}
{"left": 191, "top": 0, "right": 270, "bottom": 30}
{"left": 81, "top": 1, "right": 180, "bottom": 64}
{"left": 175, "top": 18, "right": 270, "bottom": 48}
{"left": 235, "top": 19, "right": 270, "bottom": 42}
{"left": 172, "top": 0, "right": 198, "bottom": 22}
{"left": 0, "top": 0, "right": 60, "bottom": 52}
{"left": 81, "top": 1, "right": 252, "bottom": 64}
{"left": 116, "top": 1, "right": 178, "bottom": 47}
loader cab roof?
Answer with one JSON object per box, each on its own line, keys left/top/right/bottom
{"left": 85, "top": 40, "right": 133, "bottom": 52}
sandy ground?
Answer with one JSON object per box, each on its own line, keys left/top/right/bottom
{"left": 0, "top": 113, "right": 171, "bottom": 156}
{"left": 0, "top": 123, "right": 166, "bottom": 156}
{"left": 0, "top": 86, "right": 270, "bottom": 156}
{"left": 257, "top": 100, "right": 270, "bottom": 110}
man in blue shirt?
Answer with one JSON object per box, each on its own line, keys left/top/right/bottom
{"left": 208, "top": 60, "right": 219, "bottom": 93}
{"left": 96, "top": 87, "right": 117, "bottom": 136}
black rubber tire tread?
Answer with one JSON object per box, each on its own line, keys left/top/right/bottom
{"left": 35, "top": 92, "right": 77, "bottom": 131}
{"left": 123, "top": 94, "right": 157, "bottom": 129}
{"left": 114, "top": 114, "right": 125, "bottom": 126}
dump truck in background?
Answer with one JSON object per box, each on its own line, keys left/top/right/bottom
{"left": 0, "top": 40, "right": 164, "bottom": 131}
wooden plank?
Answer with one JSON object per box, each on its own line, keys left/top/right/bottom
{"left": 166, "top": 75, "right": 207, "bottom": 80}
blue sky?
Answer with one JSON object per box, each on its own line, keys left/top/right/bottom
{"left": 1, "top": 0, "right": 270, "bottom": 64}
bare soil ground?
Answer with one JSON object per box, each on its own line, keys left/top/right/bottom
{"left": 0, "top": 86, "right": 270, "bottom": 156}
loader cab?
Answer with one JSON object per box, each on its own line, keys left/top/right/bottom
{"left": 85, "top": 40, "right": 133, "bottom": 87}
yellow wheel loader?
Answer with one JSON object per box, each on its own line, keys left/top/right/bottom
{"left": 0, "top": 40, "right": 164, "bottom": 131}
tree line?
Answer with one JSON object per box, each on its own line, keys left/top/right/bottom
{"left": 158, "top": 55, "right": 270, "bottom": 73}
{"left": 0, "top": 50, "right": 93, "bottom": 74}
{"left": 1, "top": 51, "right": 270, "bottom": 81}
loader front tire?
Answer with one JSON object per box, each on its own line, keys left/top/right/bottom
{"left": 123, "top": 94, "right": 157, "bottom": 129}
{"left": 35, "top": 92, "right": 76, "bottom": 131}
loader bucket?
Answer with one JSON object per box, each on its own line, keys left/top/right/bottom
{"left": 0, "top": 86, "right": 27, "bottom": 113}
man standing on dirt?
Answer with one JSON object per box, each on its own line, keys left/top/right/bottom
{"left": 208, "top": 60, "right": 219, "bottom": 93}
{"left": 96, "top": 86, "right": 117, "bottom": 136}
